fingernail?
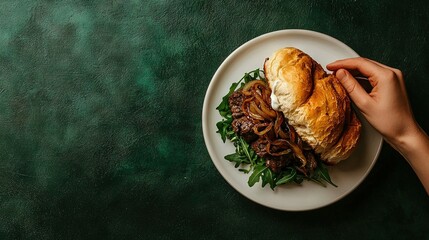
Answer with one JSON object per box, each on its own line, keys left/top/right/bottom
{"left": 336, "top": 69, "right": 347, "bottom": 80}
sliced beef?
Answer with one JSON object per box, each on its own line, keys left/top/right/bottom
{"left": 228, "top": 91, "right": 244, "bottom": 118}
{"left": 231, "top": 117, "right": 258, "bottom": 142}
{"left": 266, "top": 158, "right": 288, "bottom": 173}
{"left": 229, "top": 90, "right": 258, "bottom": 142}
{"left": 251, "top": 138, "right": 269, "bottom": 158}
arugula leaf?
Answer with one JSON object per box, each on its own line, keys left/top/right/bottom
{"left": 248, "top": 165, "right": 267, "bottom": 187}
{"left": 276, "top": 168, "right": 297, "bottom": 185}
{"left": 225, "top": 152, "right": 250, "bottom": 167}
{"left": 306, "top": 162, "right": 337, "bottom": 188}
{"left": 216, "top": 121, "right": 228, "bottom": 142}
{"left": 216, "top": 118, "right": 235, "bottom": 143}
{"left": 263, "top": 167, "right": 276, "bottom": 190}
{"left": 294, "top": 174, "right": 304, "bottom": 184}
{"left": 238, "top": 138, "right": 254, "bottom": 165}
{"left": 318, "top": 162, "right": 338, "bottom": 187}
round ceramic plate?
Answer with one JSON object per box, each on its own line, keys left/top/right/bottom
{"left": 202, "top": 29, "right": 383, "bottom": 211}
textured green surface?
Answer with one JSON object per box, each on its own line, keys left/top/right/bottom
{"left": 0, "top": 0, "right": 428, "bottom": 239}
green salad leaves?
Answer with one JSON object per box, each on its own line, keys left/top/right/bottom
{"left": 216, "top": 69, "right": 337, "bottom": 190}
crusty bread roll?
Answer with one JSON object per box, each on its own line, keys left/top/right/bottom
{"left": 264, "top": 47, "right": 361, "bottom": 164}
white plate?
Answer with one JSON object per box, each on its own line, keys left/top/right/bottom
{"left": 202, "top": 29, "right": 383, "bottom": 211}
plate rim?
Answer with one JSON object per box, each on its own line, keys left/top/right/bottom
{"left": 202, "top": 29, "right": 383, "bottom": 211}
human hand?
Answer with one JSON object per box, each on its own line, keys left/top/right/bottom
{"left": 326, "top": 57, "right": 419, "bottom": 147}
{"left": 327, "top": 57, "right": 429, "bottom": 194}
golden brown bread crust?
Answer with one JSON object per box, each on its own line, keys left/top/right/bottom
{"left": 264, "top": 47, "right": 361, "bottom": 164}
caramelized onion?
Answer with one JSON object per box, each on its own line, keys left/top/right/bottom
{"left": 284, "top": 139, "right": 307, "bottom": 167}
{"left": 248, "top": 111, "right": 265, "bottom": 121}
{"left": 270, "top": 149, "right": 292, "bottom": 156}
{"left": 266, "top": 140, "right": 291, "bottom": 156}
{"left": 249, "top": 101, "right": 272, "bottom": 120}
{"left": 253, "top": 122, "right": 273, "bottom": 136}
{"left": 273, "top": 113, "right": 283, "bottom": 137}
{"left": 242, "top": 80, "right": 266, "bottom": 92}
{"left": 278, "top": 129, "right": 288, "bottom": 139}
{"left": 254, "top": 93, "right": 276, "bottom": 118}
{"left": 286, "top": 124, "right": 297, "bottom": 143}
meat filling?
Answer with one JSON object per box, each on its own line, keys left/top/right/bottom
{"left": 228, "top": 87, "right": 319, "bottom": 174}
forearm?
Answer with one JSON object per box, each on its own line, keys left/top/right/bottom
{"left": 388, "top": 125, "right": 429, "bottom": 195}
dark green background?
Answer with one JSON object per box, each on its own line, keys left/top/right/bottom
{"left": 0, "top": 0, "right": 428, "bottom": 239}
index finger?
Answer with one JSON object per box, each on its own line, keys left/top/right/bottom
{"left": 326, "top": 57, "right": 390, "bottom": 77}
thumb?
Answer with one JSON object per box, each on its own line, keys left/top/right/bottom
{"left": 335, "top": 69, "right": 371, "bottom": 109}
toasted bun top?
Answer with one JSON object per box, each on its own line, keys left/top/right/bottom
{"left": 264, "top": 47, "right": 361, "bottom": 164}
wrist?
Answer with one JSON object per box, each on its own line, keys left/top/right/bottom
{"left": 387, "top": 123, "right": 428, "bottom": 159}
{"left": 386, "top": 123, "right": 429, "bottom": 195}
